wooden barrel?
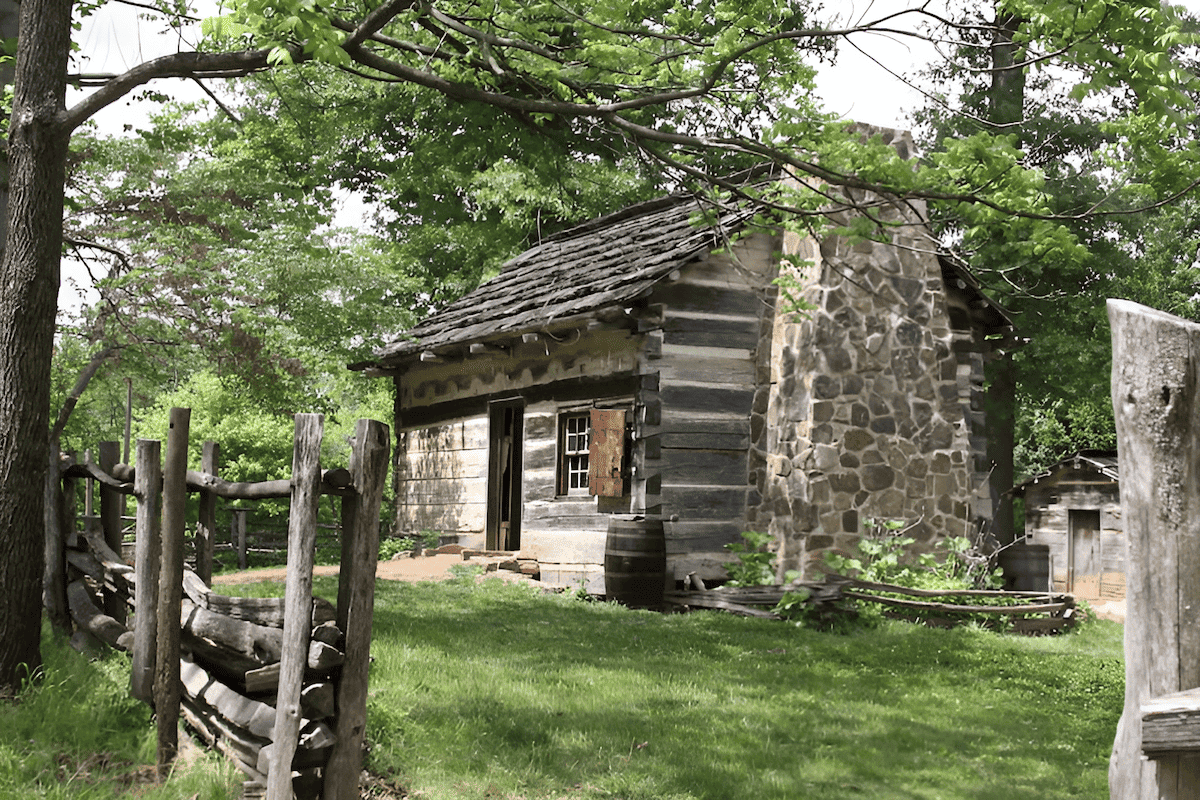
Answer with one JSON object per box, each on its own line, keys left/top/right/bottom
{"left": 604, "top": 516, "right": 666, "bottom": 609}
{"left": 999, "top": 542, "right": 1051, "bottom": 592}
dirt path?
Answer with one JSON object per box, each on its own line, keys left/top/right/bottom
{"left": 211, "top": 552, "right": 525, "bottom": 586}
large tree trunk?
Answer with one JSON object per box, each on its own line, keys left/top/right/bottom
{"left": 983, "top": 8, "right": 1026, "bottom": 545}
{"left": 0, "top": 0, "right": 71, "bottom": 693}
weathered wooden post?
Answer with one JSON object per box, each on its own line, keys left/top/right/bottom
{"left": 232, "top": 508, "right": 249, "bottom": 570}
{"left": 266, "top": 413, "right": 324, "bottom": 800}
{"left": 196, "top": 440, "right": 219, "bottom": 585}
{"left": 1108, "top": 300, "right": 1200, "bottom": 797}
{"left": 155, "top": 408, "right": 190, "bottom": 778}
{"left": 99, "top": 441, "right": 125, "bottom": 624}
{"left": 43, "top": 442, "right": 70, "bottom": 634}
{"left": 131, "top": 438, "right": 162, "bottom": 705}
{"left": 325, "top": 418, "right": 390, "bottom": 800}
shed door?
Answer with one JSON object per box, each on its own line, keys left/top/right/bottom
{"left": 487, "top": 399, "right": 524, "bottom": 551}
{"left": 1068, "top": 509, "right": 1101, "bottom": 599}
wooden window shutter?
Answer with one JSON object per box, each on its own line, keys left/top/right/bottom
{"left": 588, "top": 408, "right": 625, "bottom": 497}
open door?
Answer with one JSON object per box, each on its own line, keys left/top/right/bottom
{"left": 1068, "top": 508, "right": 1101, "bottom": 599}
{"left": 486, "top": 399, "right": 524, "bottom": 551}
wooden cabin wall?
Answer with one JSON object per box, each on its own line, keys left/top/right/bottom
{"left": 754, "top": 192, "right": 980, "bottom": 578}
{"left": 1024, "top": 471, "right": 1123, "bottom": 600}
{"left": 520, "top": 399, "right": 633, "bottom": 592}
{"left": 641, "top": 231, "right": 780, "bottom": 581}
{"left": 393, "top": 416, "right": 489, "bottom": 548}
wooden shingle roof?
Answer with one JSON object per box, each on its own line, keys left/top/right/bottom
{"left": 356, "top": 194, "right": 760, "bottom": 369}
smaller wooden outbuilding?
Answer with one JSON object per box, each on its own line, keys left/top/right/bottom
{"left": 1011, "top": 450, "right": 1122, "bottom": 600}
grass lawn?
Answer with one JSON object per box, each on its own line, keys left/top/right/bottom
{"left": 4, "top": 575, "right": 1124, "bottom": 799}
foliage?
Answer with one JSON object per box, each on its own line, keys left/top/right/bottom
{"left": 722, "top": 530, "right": 778, "bottom": 587}
{"left": 379, "top": 530, "right": 441, "bottom": 561}
{"left": 824, "top": 519, "right": 1004, "bottom": 592}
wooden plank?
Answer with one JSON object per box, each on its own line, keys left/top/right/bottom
{"left": 130, "top": 438, "right": 162, "bottom": 705}
{"left": 1108, "top": 300, "right": 1200, "bottom": 799}
{"left": 155, "top": 407, "right": 190, "bottom": 778}
{"left": 267, "top": 413, "right": 323, "bottom": 800}
{"left": 664, "top": 520, "right": 745, "bottom": 554}
{"left": 398, "top": 478, "right": 488, "bottom": 505}
{"left": 521, "top": 530, "right": 609, "bottom": 564}
{"left": 67, "top": 578, "right": 133, "bottom": 651}
{"left": 588, "top": 408, "right": 626, "bottom": 497}
{"left": 401, "top": 449, "right": 489, "bottom": 480}
{"left": 1143, "top": 688, "right": 1200, "bottom": 755}
{"left": 326, "top": 419, "right": 390, "bottom": 800}
{"left": 98, "top": 442, "right": 125, "bottom": 624}
{"left": 43, "top": 443, "right": 70, "bottom": 635}
{"left": 196, "top": 441, "right": 219, "bottom": 586}
{"left": 661, "top": 314, "right": 760, "bottom": 350}
{"left": 660, "top": 486, "right": 747, "bottom": 520}
{"left": 660, "top": 384, "right": 755, "bottom": 417}
{"left": 658, "top": 449, "right": 747, "bottom": 486}
{"left": 651, "top": 282, "right": 761, "bottom": 316}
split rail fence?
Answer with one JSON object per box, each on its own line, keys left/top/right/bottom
{"left": 41, "top": 408, "right": 389, "bottom": 800}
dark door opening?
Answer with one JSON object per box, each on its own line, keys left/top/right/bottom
{"left": 487, "top": 399, "right": 524, "bottom": 551}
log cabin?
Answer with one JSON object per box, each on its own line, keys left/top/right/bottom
{"left": 1010, "top": 450, "right": 1123, "bottom": 600}
{"left": 351, "top": 129, "right": 1015, "bottom": 591}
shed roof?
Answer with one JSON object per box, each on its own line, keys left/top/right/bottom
{"left": 354, "top": 194, "right": 759, "bottom": 370}
{"left": 1009, "top": 450, "right": 1120, "bottom": 496}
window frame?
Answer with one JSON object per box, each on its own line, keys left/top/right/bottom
{"left": 557, "top": 411, "right": 591, "bottom": 496}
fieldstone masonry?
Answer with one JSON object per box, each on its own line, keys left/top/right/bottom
{"left": 748, "top": 178, "right": 994, "bottom": 578}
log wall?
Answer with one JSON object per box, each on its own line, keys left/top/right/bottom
{"left": 641, "top": 232, "right": 777, "bottom": 581}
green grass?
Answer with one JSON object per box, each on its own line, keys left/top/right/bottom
{"left": 0, "top": 629, "right": 241, "bottom": 800}
{"left": 346, "top": 576, "right": 1123, "bottom": 800}
{"left": 13, "top": 578, "right": 1124, "bottom": 799}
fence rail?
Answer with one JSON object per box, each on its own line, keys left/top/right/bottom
{"left": 44, "top": 410, "right": 390, "bottom": 800}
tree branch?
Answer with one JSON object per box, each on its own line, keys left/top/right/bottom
{"left": 49, "top": 343, "right": 121, "bottom": 444}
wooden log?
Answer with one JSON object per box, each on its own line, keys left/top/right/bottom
{"left": 181, "top": 694, "right": 269, "bottom": 779}
{"left": 842, "top": 591, "right": 1073, "bottom": 617}
{"left": 181, "top": 569, "right": 336, "bottom": 629}
{"left": 1143, "top": 688, "right": 1200, "bottom": 755}
{"left": 234, "top": 509, "right": 249, "bottom": 570}
{"left": 326, "top": 418, "right": 390, "bottom": 800}
{"left": 67, "top": 462, "right": 353, "bottom": 500}
{"left": 1108, "top": 300, "right": 1200, "bottom": 799}
{"left": 301, "top": 682, "right": 335, "bottom": 721}
{"left": 65, "top": 548, "right": 104, "bottom": 581}
{"left": 181, "top": 655, "right": 279, "bottom": 740}
{"left": 60, "top": 455, "right": 80, "bottom": 555}
{"left": 131, "top": 439, "right": 162, "bottom": 705}
{"left": 267, "top": 413, "right": 324, "bottom": 800}
{"left": 196, "top": 441, "right": 219, "bottom": 586}
{"left": 155, "top": 407, "right": 190, "bottom": 777}
{"left": 99, "top": 442, "right": 125, "bottom": 624}
{"left": 43, "top": 441, "right": 70, "bottom": 634}
{"left": 67, "top": 578, "right": 134, "bottom": 651}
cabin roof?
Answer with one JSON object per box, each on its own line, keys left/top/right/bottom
{"left": 352, "top": 184, "right": 1015, "bottom": 372}
{"left": 1009, "top": 450, "right": 1120, "bottom": 496}
{"left": 353, "top": 194, "right": 759, "bottom": 370}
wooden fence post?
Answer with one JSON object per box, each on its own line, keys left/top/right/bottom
{"left": 155, "top": 408, "right": 190, "bottom": 778}
{"left": 1108, "top": 300, "right": 1200, "bottom": 797}
{"left": 131, "top": 439, "right": 162, "bottom": 705}
{"left": 99, "top": 441, "right": 125, "bottom": 624}
{"left": 233, "top": 509, "right": 248, "bottom": 570}
{"left": 325, "top": 418, "right": 390, "bottom": 800}
{"left": 266, "top": 413, "right": 324, "bottom": 800}
{"left": 197, "top": 441, "right": 219, "bottom": 586}
{"left": 43, "top": 442, "right": 70, "bottom": 634}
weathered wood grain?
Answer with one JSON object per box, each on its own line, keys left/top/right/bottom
{"left": 155, "top": 407, "right": 190, "bottom": 777}
{"left": 326, "top": 418, "right": 390, "bottom": 800}
{"left": 66, "top": 578, "right": 133, "bottom": 651}
{"left": 1107, "top": 300, "right": 1200, "bottom": 799}
{"left": 130, "top": 438, "right": 161, "bottom": 705}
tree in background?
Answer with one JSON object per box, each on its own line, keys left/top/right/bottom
{"left": 909, "top": 1, "right": 1200, "bottom": 539}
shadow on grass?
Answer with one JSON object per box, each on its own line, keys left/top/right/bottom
{"left": 340, "top": 577, "right": 1122, "bottom": 800}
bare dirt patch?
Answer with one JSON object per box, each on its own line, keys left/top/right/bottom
{"left": 212, "top": 552, "right": 532, "bottom": 587}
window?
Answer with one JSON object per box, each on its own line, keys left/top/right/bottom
{"left": 559, "top": 413, "right": 590, "bottom": 494}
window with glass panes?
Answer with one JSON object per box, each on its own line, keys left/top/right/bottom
{"left": 560, "top": 413, "right": 590, "bottom": 494}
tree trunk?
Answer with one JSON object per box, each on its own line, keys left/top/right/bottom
{"left": 983, "top": 7, "right": 1026, "bottom": 545}
{"left": 0, "top": 0, "right": 71, "bottom": 694}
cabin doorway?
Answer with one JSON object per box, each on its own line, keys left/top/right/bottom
{"left": 1068, "top": 509, "right": 1101, "bottom": 599}
{"left": 487, "top": 399, "right": 524, "bottom": 551}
